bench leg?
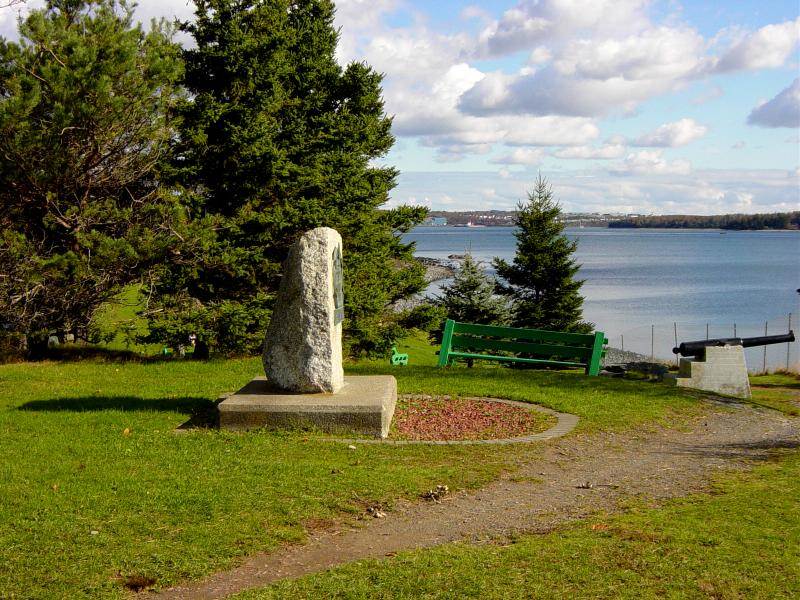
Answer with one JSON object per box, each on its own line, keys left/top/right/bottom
{"left": 438, "top": 319, "right": 455, "bottom": 368}
{"left": 586, "top": 331, "right": 605, "bottom": 376}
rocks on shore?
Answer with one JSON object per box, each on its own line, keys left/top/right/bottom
{"left": 416, "top": 256, "right": 457, "bottom": 283}
{"left": 602, "top": 347, "right": 671, "bottom": 379}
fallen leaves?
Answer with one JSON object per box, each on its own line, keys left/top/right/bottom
{"left": 392, "top": 395, "right": 543, "bottom": 441}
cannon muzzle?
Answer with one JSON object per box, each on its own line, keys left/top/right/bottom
{"left": 673, "top": 331, "right": 795, "bottom": 357}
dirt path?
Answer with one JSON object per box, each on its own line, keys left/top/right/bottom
{"left": 155, "top": 401, "right": 799, "bottom": 599}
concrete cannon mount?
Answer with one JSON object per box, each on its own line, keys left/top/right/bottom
{"left": 670, "top": 345, "right": 752, "bottom": 399}
{"left": 218, "top": 375, "right": 397, "bottom": 439}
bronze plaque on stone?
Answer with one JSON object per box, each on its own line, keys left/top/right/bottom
{"left": 333, "top": 246, "right": 344, "bottom": 324}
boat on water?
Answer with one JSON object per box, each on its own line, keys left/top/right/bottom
{"left": 454, "top": 221, "right": 487, "bottom": 228}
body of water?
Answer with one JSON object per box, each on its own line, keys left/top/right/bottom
{"left": 403, "top": 226, "right": 800, "bottom": 371}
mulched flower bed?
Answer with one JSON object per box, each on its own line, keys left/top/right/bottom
{"left": 389, "top": 395, "right": 555, "bottom": 441}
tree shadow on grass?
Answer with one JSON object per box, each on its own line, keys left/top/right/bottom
{"left": 752, "top": 381, "right": 800, "bottom": 390}
{"left": 18, "top": 396, "right": 219, "bottom": 428}
{"left": 664, "top": 438, "right": 800, "bottom": 461}
{"left": 26, "top": 345, "right": 207, "bottom": 363}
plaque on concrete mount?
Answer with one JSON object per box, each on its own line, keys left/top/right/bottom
{"left": 218, "top": 227, "right": 397, "bottom": 438}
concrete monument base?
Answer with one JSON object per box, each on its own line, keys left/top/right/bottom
{"left": 218, "top": 375, "right": 397, "bottom": 438}
{"left": 670, "top": 345, "right": 751, "bottom": 399}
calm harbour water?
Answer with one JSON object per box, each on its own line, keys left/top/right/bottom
{"left": 404, "top": 226, "right": 800, "bottom": 370}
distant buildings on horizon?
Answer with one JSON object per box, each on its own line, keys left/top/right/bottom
{"left": 423, "top": 211, "right": 641, "bottom": 227}
{"left": 420, "top": 210, "right": 799, "bottom": 230}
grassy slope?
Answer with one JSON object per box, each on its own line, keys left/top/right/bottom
{"left": 91, "top": 285, "right": 164, "bottom": 355}
{"left": 239, "top": 450, "right": 800, "bottom": 599}
{"left": 0, "top": 359, "right": 512, "bottom": 598}
{"left": 0, "top": 339, "right": 701, "bottom": 598}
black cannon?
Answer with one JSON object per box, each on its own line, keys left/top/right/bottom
{"left": 673, "top": 331, "right": 795, "bottom": 357}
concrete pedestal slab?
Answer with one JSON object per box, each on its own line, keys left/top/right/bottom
{"left": 218, "top": 375, "right": 397, "bottom": 438}
{"left": 671, "top": 345, "right": 751, "bottom": 399}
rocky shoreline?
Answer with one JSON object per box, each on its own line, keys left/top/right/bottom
{"left": 416, "top": 256, "right": 457, "bottom": 283}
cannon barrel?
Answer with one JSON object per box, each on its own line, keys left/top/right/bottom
{"left": 673, "top": 331, "right": 795, "bottom": 357}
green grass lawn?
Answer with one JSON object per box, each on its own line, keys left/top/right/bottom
{"left": 91, "top": 285, "right": 164, "bottom": 355}
{"left": 238, "top": 449, "right": 800, "bottom": 599}
{"left": 0, "top": 342, "right": 704, "bottom": 598}
{"left": 749, "top": 372, "right": 800, "bottom": 416}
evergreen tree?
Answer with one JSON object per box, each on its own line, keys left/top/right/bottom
{"left": 494, "top": 175, "right": 591, "bottom": 333}
{"left": 146, "top": 0, "right": 425, "bottom": 357}
{"left": 438, "top": 253, "right": 510, "bottom": 327}
{"left": 0, "top": 0, "right": 184, "bottom": 356}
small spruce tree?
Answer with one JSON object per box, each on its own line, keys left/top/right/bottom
{"left": 437, "top": 252, "right": 510, "bottom": 330}
{"left": 494, "top": 175, "right": 591, "bottom": 333}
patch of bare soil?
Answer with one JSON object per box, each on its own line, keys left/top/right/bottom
{"left": 390, "top": 395, "right": 554, "bottom": 441}
{"left": 153, "top": 401, "right": 799, "bottom": 600}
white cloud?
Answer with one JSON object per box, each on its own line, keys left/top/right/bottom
{"left": 747, "top": 78, "right": 800, "bottom": 128}
{"left": 611, "top": 150, "right": 692, "bottom": 176}
{"left": 458, "top": 7, "right": 799, "bottom": 123}
{"left": 553, "top": 26, "right": 705, "bottom": 81}
{"left": 393, "top": 168, "right": 798, "bottom": 213}
{"left": 633, "top": 118, "right": 708, "bottom": 147}
{"left": 554, "top": 144, "right": 626, "bottom": 159}
{"left": 528, "top": 46, "right": 552, "bottom": 65}
{"left": 459, "top": 68, "right": 677, "bottom": 117}
{"left": 459, "top": 25, "right": 705, "bottom": 118}
{"left": 5, "top": 0, "right": 798, "bottom": 186}
{"left": 395, "top": 169, "right": 799, "bottom": 214}
{"left": 491, "top": 148, "right": 546, "bottom": 166}
{"left": 475, "top": 0, "right": 649, "bottom": 58}
{"left": 414, "top": 115, "right": 599, "bottom": 161}
{"left": 713, "top": 18, "right": 800, "bottom": 72}
{"left": 335, "top": 0, "right": 398, "bottom": 31}
{"left": 500, "top": 116, "right": 599, "bottom": 146}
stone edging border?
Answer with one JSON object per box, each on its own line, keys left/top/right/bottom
{"left": 332, "top": 397, "right": 579, "bottom": 446}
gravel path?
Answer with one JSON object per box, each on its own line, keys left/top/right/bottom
{"left": 154, "top": 401, "right": 799, "bottom": 600}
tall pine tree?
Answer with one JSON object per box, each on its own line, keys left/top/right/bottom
{"left": 494, "top": 175, "right": 591, "bottom": 333}
{"left": 146, "top": 0, "right": 425, "bottom": 356}
{"left": 0, "top": 0, "right": 184, "bottom": 356}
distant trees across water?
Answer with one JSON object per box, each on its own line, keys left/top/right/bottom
{"left": 607, "top": 212, "right": 800, "bottom": 230}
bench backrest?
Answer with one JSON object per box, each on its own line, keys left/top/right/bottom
{"left": 438, "top": 319, "right": 607, "bottom": 375}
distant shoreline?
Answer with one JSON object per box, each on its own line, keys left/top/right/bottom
{"left": 423, "top": 210, "right": 800, "bottom": 231}
{"left": 417, "top": 224, "right": 800, "bottom": 231}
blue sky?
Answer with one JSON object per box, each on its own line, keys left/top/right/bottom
{"left": 2, "top": 0, "right": 798, "bottom": 213}
{"left": 329, "top": 0, "right": 800, "bottom": 213}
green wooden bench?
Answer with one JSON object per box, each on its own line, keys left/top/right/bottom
{"left": 437, "top": 319, "right": 608, "bottom": 376}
